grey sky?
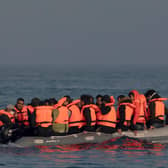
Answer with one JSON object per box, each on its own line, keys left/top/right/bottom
{"left": 0, "top": 0, "right": 168, "bottom": 65}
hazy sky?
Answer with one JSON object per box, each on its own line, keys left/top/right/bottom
{"left": 0, "top": 1, "right": 168, "bottom": 65}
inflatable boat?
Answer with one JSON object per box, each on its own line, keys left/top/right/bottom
{"left": 4, "top": 126, "right": 168, "bottom": 147}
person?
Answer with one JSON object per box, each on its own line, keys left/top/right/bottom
{"left": 49, "top": 98, "right": 57, "bottom": 106}
{"left": 14, "top": 98, "right": 32, "bottom": 136}
{"left": 116, "top": 95, "right": 137, "bottom": 135}
{"left": 89, "top": 95, "right": 94, "bottom": 104}
{"left": 145, "top": 89, "right": 158, "bottom": 103}
{"left": 80, "top": 95, "right": 96, "bottom": 132}
{"left": 128, "top": 90, "right": 147, "bottom": 130}
{"left": 0, "top": 104, "right": 15, "bottom": 128}
{"left": 96, "top": 95, "right": 103, "bottom": 108}
{"left": 27, "top": 97, "right": 41, "bottom": 114}
{"left": 52, "top": 97, "right": 70, "bottom": 135}
{"left": 67, "top": 99, "right": 82, "bottom": 134}
{"left": 26, "top": 97, "right": 41, "bottom": 136}
{"left": 0, "top": 105, "right": 16, "bottom": 143}
{"left": 56, "top": 96, "right": 72, "bottom": 107}
{"left": 31, "top": 102, "right": 54, "bottom": 137}
{"left": 144, "top": 89, "right": 168, "bottom": 128}
{"left": 89, "top": 95, "right": 101, "bottom": 114}
{"left": 44, "top": 99, "right": 50, "bottom": 106}
{"left": 96, "top": 95, "right": 116, "bottom": 134}
{"left": 110, "top": 96, "right": 115, "bottom": 105}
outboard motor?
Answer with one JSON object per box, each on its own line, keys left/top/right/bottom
{"left": 0, "top": 125, "right": 12, "bottom": 144}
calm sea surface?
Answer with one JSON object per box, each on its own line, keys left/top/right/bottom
{"left": 0, "top": 64, "right": 168, "bottom": 168}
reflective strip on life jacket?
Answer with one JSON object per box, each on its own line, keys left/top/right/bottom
{"left": 35, "top": 106, "right": 53, "bottom": 127}
{"left": 97, "top": 104, "right": 116, "bottom": 128}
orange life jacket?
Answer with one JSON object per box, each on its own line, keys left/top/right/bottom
{"left": 53, "top": 97, "right": 68, "bottom": 109}
{"left": 57, "top": 97, "right": 67, "bottom": 106}
{"left": 117, "top": 103, "right": 135, "bottom": 126}
{"left": 97, "top": 104, "right": 116, "bottom": 128}
{"left": 149, "top": 98, "right": 168, "bottom": 103}
{"left": 54, "top": 106, "right": 69, "bottom": 125}
{"left": 67, "top": 99, "right": 80, "bottom": 108}
{"left": 136, "top": 94, "right": 147, "bottom": 124}
{"left": 129, "top": 90, "right": 141, "bottom": 125}
{"left": 35, "top": 106, "right": 53, "bottom": 127}
{"left": 53, "top": 104, "right": 59, "bottom": 109}
{"left": 80, "top": 105, "right": 96, "bottom": 127}
{"left": 0, "top": 109, "right": 15, "bottom": 127}
{"left": 90, "top": 104, "right": 101, "bottom": 113}
{"left": 0, "top": 121, "right": 3, "bottom": 127}
{"left": 27, "top": 105, "right": 35, "bottom": 114}
{"left": 14, "top": 106, "right": 29, "bottom": 126}
{"left": 104, "top": 96, "right": 115, "bottom": 107}
{"left": 110, "top": 96, "right": 115, "bottom": 105}
{"left": 68, "top": 104, "right": 82, "bottom": 128}
{"left": 130, "top": 91, "right": 147, "bottom": 125}
{"left": 148, "top": 98, "right": 167, "bottom": 120}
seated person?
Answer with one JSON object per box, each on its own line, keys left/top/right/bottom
{"left": 52, "top": 97, "right": 71, "bottom": 135}
{"left": 117, "top": 95, "right": 137, "bottom": 135}
{"left": 145, "top": 89, "right": 168, "bottom": 129}
{"left": 80, "top": 95, "right": 96, "bottom": 132}
{"left": 0, "top": 105, "right": 16, "bottom": 143}
{"left": 31, "top": 102, "right": 54, "bottom": 137}
{"left": 96, "top": 95, "right": 116, "bottom": 134}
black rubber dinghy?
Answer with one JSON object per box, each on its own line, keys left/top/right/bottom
{"left": 4, "top": 126, "right": 168, "bottom": 147}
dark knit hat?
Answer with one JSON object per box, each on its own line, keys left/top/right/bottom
{"left": 144, "top": 89, "right": 157, "bottom": 98}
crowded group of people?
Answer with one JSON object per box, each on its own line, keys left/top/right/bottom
{"left": 0, "top": 89, "right": 167, "bottom": 143}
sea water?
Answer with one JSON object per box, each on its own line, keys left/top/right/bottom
{"left": 0, "top": 64, "right": 168, "bottom": 168}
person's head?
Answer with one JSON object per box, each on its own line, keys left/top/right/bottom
{"left": 102, "top": 95, "right": 111, "bottom": 104}
{"left": 64, "top": 95, "right": 72, "bottom": 106}
{"left": 49, "top": 98, "right": 57, "bottom": 106}
{"left": 128, "top": 92, "right": 134, "bottom": 101}
{"left": 89, "top": 95, "right": 94, "bottom": 104}
{"left": 31, "top": 97, "right": 40, "bottom": 107}
{"left": 96, "top": 95, "right": 103, "bottom": 106}
{"left": 6, "top": 104, "right": 15, "bottom": 115}
{"left": 44, "top": 99, "right": 49, "bottom": 106}
{"left": 117, "top": 95, "right": 125, "bottom": 102}
{"left": 80, "top": 95, "right": 90, "bottom": 106}
{"left": 144, "top": 89, "right": 160, "bottom": 101}
{"left": 128, "top": 90, "right": 140, "bottom": 101}
{"left": 39, "top": 100, "right": 44, "bottom": 106}
{"left": 16, "top": 98, "right": 24, "bottom": 110}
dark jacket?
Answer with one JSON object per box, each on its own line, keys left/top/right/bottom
{"left": 117, "top": 98, "right": 136, "bottom": 130}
